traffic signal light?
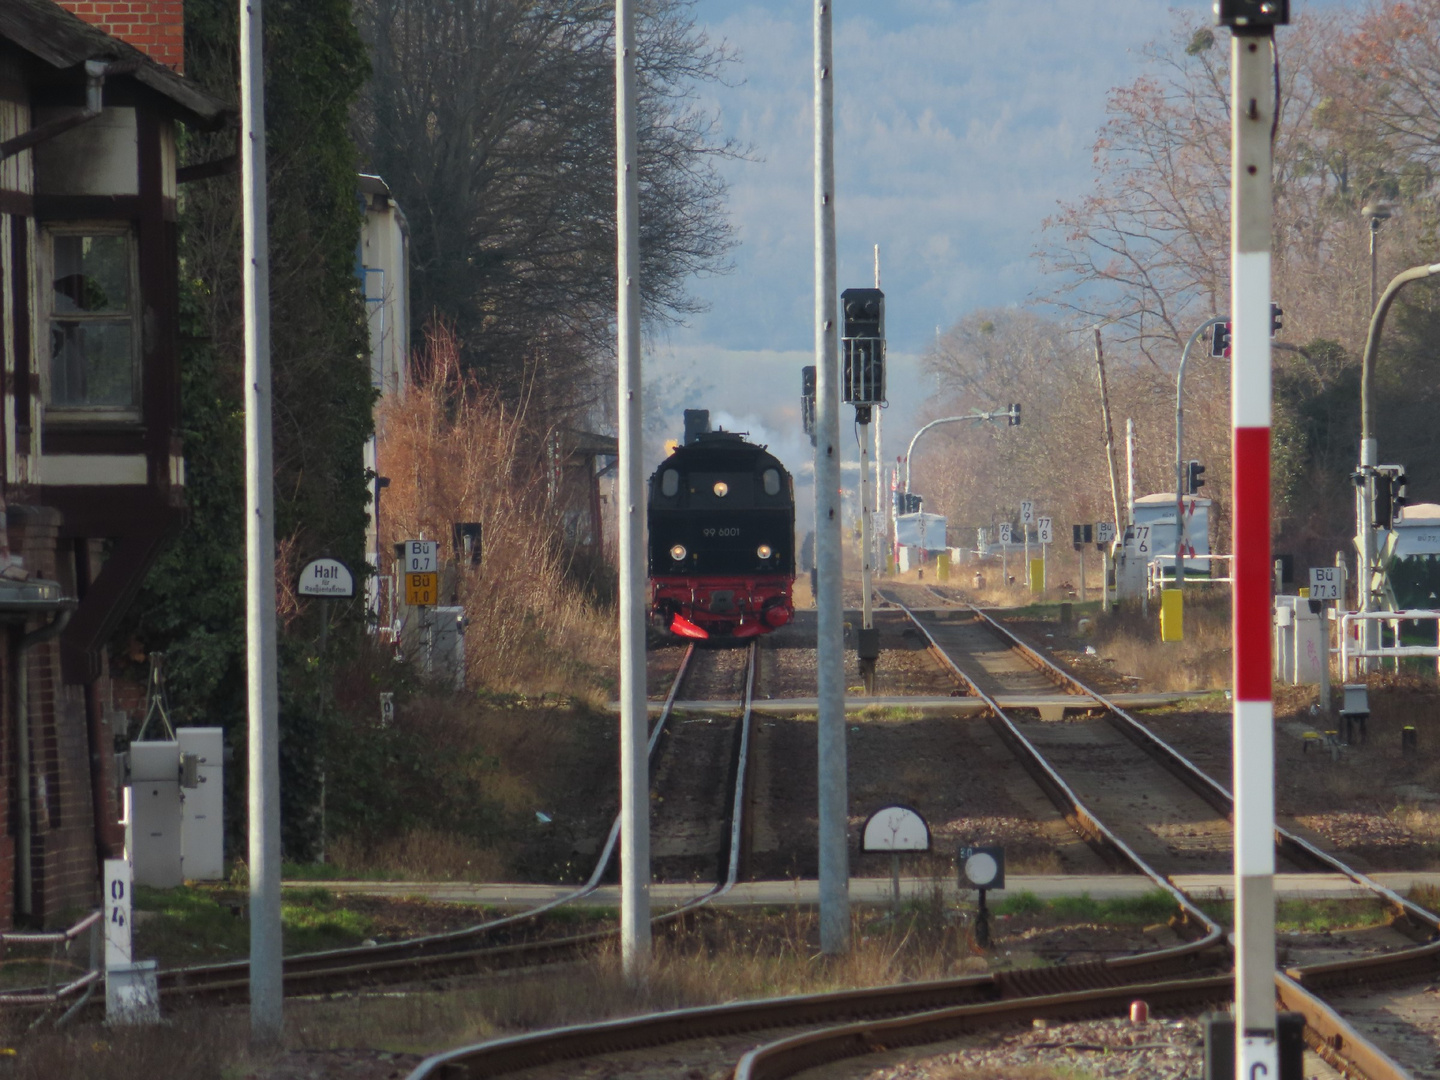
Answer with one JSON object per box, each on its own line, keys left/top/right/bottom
{"left": 1186, "top": 460, "right": 1206, "bottom": 495}
{"left": 840, "top": 287, "right": 884, "bottom": 339}
{"left": 1210, "top": 322, "right": 1231, "bottom": 358}
{"left": 840, "top": 288, "right": 885, "bottom": 407}
{"left": 1270, "top": 303, "right": 1283, "bottom": 336}
{"left": 1374, "top": 468, "right": 1408, "bottom": 527}
{"left": 1008, "top": 403, "right": 1021, "bottom": 427}
{"left": 843, "top": 337, "right": 884, "bottom": 407}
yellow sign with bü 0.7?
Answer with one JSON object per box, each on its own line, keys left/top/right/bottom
{"left": 404, "top": 571, "right": 438, "bottom": 606}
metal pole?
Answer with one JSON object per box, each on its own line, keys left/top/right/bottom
{"left": 1370, "top": 219, "right": 1379, "bottom": 316}
{"left": 1175, "top": 318, "right": 1227, "bottom": 593}
{"left": 615, "top": 0, "right": 650, "bottom": 978}
{"left": 860, "top": 420, "right": 872, "bottom": 628}
{"left": 1356, "top": 262, "right": 1440, "bottom": 670}
{"left": 1125, "top": 419, "right": 1136, "bottom": 527}
{"left": 873, "top": 248, "right": 883, "bottom": 580}
{"left": 1094, "top": 329, "right": 1123, "bottom": 535}
{"left": 1229, "top": 25, "right": 1278, "bottom": 1079}
{"left": 814, "top": 0, "right": 849, "bottom": 955}
{"left": 240, "top": 0, "right": 282, "bottom": 1043}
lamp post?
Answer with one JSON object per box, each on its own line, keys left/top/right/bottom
{"left": 902, "top": 407, "right": 1019, "bottom": 494}
{"left": 1355, "top": 261, "right": 1440, "bottom": 668}
{"left": 1175, "top": 318, "right": 1228, "bottom": 592}
{"left": 1362, "top": 203, "right": 1392, "bottom": 315}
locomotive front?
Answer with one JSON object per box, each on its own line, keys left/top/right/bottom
{"left": 647, "top": 431, "right": 795, "bottom": 640}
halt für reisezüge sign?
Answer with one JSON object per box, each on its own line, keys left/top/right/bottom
{"left": 297, "top": 558, "right": 355, "bottom": 598}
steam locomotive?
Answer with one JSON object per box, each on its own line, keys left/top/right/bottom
{"left": 647, "top": 410, "right": 796, "bottom": 640}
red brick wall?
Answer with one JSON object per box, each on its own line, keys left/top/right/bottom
{"left": 9, "top": 508, "right": 99, "bottom": 926}
{"left": 55, "top": 2, "right": 185, "bottom": 73}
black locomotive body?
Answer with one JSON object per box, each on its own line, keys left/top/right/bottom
{"left": 647, "top": 415, "right": 795, "bottom": 640}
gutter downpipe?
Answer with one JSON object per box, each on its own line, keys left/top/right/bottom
{"left": 0, "top": 61, "right": 131, "bottom": 162}
{"left": 15, "top": 608, "right": 73, "bottom": 922}
{"left": 1356, "top": 264, "right": 1440, "bottom": 668}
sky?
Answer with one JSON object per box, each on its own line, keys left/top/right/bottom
{"left": 643, "top": 0, "right": 1196, "bottom": 511}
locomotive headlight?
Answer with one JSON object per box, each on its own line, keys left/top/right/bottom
{"left": 757, "top": 544, "right": 773, "bottom": 559}
{"left": 669, "top": 544, "right": 687, "bottom": 562}
{"left": 713, "top": 481, "right": 729, "bottom": 497}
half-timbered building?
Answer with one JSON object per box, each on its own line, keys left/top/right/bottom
{"left": 0, "top": 0, "right": 226, "bottom": 924}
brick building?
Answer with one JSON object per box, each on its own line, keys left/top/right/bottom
{"left": 0, "top": 1, "right": 226, "bottom": 925}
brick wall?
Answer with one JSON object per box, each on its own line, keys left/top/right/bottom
{"left": 9, "top": 507, "right": 98, "bottom": 926}
{"left": 55, "top": 2, "right": 185, "bottom": 73}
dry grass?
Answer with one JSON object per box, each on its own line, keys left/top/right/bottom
{"left": 1087, "top": 593, "right": 1231, "bottom": 691}
{"left": 328, "top": 830, "right": 510, "bottom": 881}
{"left": 285, "top": 906, "right": 988, "bottom": 1055}
{"left": 0, "top": 1009, "right": 246, "bottom": 1080}
{"left": 378, "top": 321, "right": 617, "bottom": 696}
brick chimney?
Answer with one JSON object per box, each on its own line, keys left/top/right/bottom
{"left": 56, "top": 2, "right": 184, "bottom": 73}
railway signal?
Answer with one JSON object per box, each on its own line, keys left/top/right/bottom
{"left": 801, "top": 365, "right": 816, "bottom": 446}
{"left": 1270, "top": 303, "right": 1283, "bottom": 336}
{"left": 840, "top": 287, "right": 885, "bottom": 423}
{"left": 1221, "top": 0, "right": 1286, "bottom": 1074}
{"left": 1209, "top": 321, "right": 1231, "bottom": 358}
{"left": 1186, "top": 460, "right": 1206, "bottom": 495}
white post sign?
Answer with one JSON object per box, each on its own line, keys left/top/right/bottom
{"left": 1020, "top": 500, "right": 1035, "bottom": 525}
{"left": 1309, "top": 566, "right": 1341, "bottom": 602}
{"left": 1037, "top": 516, "right": 1053, "bottom": 591}
{"left": 400, "top": 540, "right": 440, "bottom": 607}
{"left": 998, "top": 523, "right": 1012, "bottom": 545}
{"left": 104, "top": 858, "right": 133, "bottom": 968}
{"left": 402, "top": 540, "right": 438, "bottom": 572}
{"left": 1096, "top": 521, "right": 1116, "bottom": 545}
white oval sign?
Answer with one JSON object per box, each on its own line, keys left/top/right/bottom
{"left": 298, "top": 558, "right": 354, "bottom": 598}
{"left": 861, "top": 805, "right": 931, "bottom": 852}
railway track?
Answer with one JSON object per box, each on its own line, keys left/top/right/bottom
{"left": 403, "top": 594, "right": 1440, "bottom": 1080}
{"left": 652, "top": 645, "right": 754, "bottom": 882}
{"left": 117, "top": 642, "right": 757, "bottom": 1006}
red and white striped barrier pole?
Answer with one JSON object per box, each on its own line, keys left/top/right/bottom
{"left": 1228, "top": 13, "right": 1281, "bottom": 1079}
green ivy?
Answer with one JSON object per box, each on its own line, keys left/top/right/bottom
{"left": 117, "top": 0, "right": 374, "bottom": 861}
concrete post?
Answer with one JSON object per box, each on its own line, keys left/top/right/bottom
{"left": 813, "top": 0, "right": 849, "bottom": 955}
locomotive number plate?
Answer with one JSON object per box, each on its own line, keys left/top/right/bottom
{"left": 405, "top": 571, "right": 438, "bottom": 606}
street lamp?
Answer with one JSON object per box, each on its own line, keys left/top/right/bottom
{"left": 902, "top": 405, "right": 1020, "bottom": 494}
{"left": 1355, "top": 261, "right": 1440, "bottom": 667}
{"left": 1174, "top": 317, "right": 1228, "bottom": 591}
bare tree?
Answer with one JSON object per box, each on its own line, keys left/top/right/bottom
{"left": 354, "top": 0, "right": 740, "bottom": 406}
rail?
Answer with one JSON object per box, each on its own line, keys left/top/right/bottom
{"left": 1146, "top": 553, "right": 1232, "bottom": 596}
{"left": 402, "top": 600, "right": 1432, "bottom": 1080}
{"left": 0, "top": 909, "right": 102, "bottom": 1009}
{"left": 135, "top": 642, "right": 763, "bottom": 1007}
{"left": 1339, "top": 608, "right": 1440, "bottom": 679}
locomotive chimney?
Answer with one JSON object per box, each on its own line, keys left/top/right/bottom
{"left": 683, "top": 409, "right": 711, "bottom": 445}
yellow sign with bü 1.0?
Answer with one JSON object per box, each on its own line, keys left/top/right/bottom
{"left": 405, "top": 571, "right": 438, "bottom": 606}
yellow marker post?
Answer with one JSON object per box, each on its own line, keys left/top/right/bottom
{"left": 1160, "top": 588, "right": 1184, "bottom": 642}
{"left": 938, "top": 552, "right": 950, "bottom": 582}
{"left": 1028, "top": 558, "right": 1044, "bottom": 594}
